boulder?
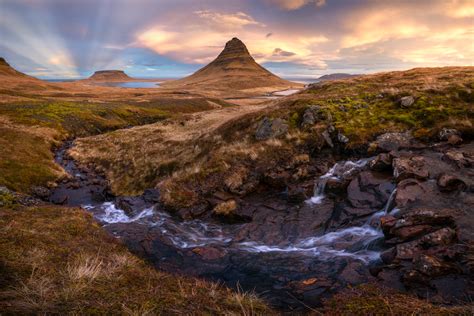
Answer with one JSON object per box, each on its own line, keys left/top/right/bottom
{"left": 439, "top": 128, "right": 459, "bottom": 141}
{"left": 301, "top": 108, "right": 316, "bottom": 127}
{"left": 392, "top": 156, "right": 429, "bottom": 181}
{"left": 143, "top": 188, "right": 160, "bottom": 203}
{"left": 321, "top": 130, "right": 333, "bottom": 148}
{"left": 255, "top": 117, "right": 288, "bottom": 140}
{"left": 287, "top": 185, "right": 307, "bottom": 204}
{"left": 337, "top": 132, "right": 349, "bottom": 144}
{"left": 31, "top": 186, "right": 51, "bottom": 199}
{"left": 395, "top": 239, "right": 423, "bottom": 260}
{"left": 412, "top": 254, "right": 458, "bottom": 277}
{"left": 447, "top": 134, "right": 463, "bottom": 145}
{"left": 437, "top": 173, "right": 466, "bottom": 192}
{"left": 399, "top": 96, "right": 415, "bottom": 108}
{"left": 443, "top": 150, "right": 471, "bottom": 168}
{"left": 420, "top": 227, "right": 456, "bottom": 247}
{"left": 369, "top": 153, "right": 393, "bottom": 171}
{"left": 346, "top": 171, "right": 394, "bottom": 209}
{"left": 372, "top": 132, "right": 414, "bottom": 152}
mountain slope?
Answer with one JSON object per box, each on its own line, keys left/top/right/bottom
{"left": 163, "top": 38, "right": 300, "bottom": 93}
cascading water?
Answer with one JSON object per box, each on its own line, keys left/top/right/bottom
{"left": 308, "top": 159, "right": 370, "bottom": 204}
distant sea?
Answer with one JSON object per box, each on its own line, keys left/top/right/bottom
{"left": 283, "top": 77, "right": 320, "bottom": 85}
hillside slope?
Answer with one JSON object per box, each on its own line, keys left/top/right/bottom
{"left": 163, "top": 38, "right": 301, "bottom": 95}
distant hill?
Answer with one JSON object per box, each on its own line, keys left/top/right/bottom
{"left": 0, "top": 57, "right": 38, "bottom": 79}
{"left": 317, "top": 73, "right": 359, "bottom": 81}
{"left": 87, "top": 70, "right": 132, "bottom": 81}
{"left": 163, "top": 37, "right": 300, "bottom": 91}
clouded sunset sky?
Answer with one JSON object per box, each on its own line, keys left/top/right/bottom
{"left": 1, "top": 0, "right": 473, "bottom": 79}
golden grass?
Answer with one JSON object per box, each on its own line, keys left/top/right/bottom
{"left": 0, "top": 205, "right": 272, "bottom": 314}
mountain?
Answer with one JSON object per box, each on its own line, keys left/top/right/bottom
{"left": 87, "top": 70, "right": 132, "bottom": 81}
{"left": 164, "top": 37, "right": 299, "bottom": 91}
{"left": 0, "top": 57, "right": 37, "bottom": 79}
{"left": 317, "top": 73, "right": 359, "bottom": 81}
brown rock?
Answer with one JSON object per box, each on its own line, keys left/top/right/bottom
{"left": 192, "top": 247, "right": 226, "bottom": 260}
{"left": 420, "top": 227, "right": 456, "bottom": 247}
{"left": 395, "top": 239, "right": 423, "bottom": 260}
{"left": 392, "top": 156, "right": 429, "bottom": 181}
{"left": 437, "top": 173, "right": 466, "bottom": 192}
{"left": 413, "top": 254, "right": 457, "bottom": 277}
{"left": 369, "top": 153, "right": 393, "bottom": 171}
{"left": 447, "top": 134, "right": 463, "bottom": 145}
{"left": 392, "top": 225, "right": 433, "bottom": 241}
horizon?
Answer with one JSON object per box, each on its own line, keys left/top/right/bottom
{"left": 1, "top": 0, "right": 473, "bottom": 79}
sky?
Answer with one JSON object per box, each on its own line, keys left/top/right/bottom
{"left": 0, "top": 0, "right": 473, "bottom": 79}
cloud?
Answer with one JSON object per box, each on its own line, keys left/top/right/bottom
{"left": 267, "top": 0, "right": 326, "bottom": 11}
{"left": 135, "top": 8, "right": 329, "bottom": 68}
{"left": 273, "top": 48, "right": 296, "bottom": 57}
{"left": 195, "top": 10, "right": 265, "bottom": 29}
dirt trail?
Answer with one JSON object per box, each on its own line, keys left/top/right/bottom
{"left": 158, "top": 103, "right": 268, "bottom": 142}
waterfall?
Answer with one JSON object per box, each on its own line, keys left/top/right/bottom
{"left": 308, "top": 158, "right": 370, "bottom": 204}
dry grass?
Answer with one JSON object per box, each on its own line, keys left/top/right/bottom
{"left": 322, "top": 284, "right": 473, "bottom": 315}
{"left": 0, "top": 205, "right": 272, "bottom": 314}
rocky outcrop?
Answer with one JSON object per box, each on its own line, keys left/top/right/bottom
{"left": 87, "top": 70, "right": 132, "bottom": 81}
{"left": 255, "top": 117, "right": 288, "bottom": 140}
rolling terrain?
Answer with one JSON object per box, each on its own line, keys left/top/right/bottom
{"left": 1, "top": 38, "right": 473, "bottom": 314}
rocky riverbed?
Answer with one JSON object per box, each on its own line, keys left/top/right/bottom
{"left": 49, "top": 134, "right": 474, "bottom": 311}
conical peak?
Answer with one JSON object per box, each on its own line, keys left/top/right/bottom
{"left": 216, "top": 37, "right": 251, "bottom": 60}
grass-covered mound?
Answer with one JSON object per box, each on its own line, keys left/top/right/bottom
{"left": 0, "top": 98, "right": 226, "bottom": 193}
{"left": 0, "top": 205, "right": 270, "bottom": 314}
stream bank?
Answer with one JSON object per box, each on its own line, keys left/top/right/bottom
{"left": 50, "top": 138, "right": 474, "bottom": 311}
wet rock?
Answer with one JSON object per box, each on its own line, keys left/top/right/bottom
{"left": 380, "top": 215, "right": 397, "bottom": 234}
{"left": 439, "top": 128, "right": 459, "bottom": 141}
{"left": 403, "top": 269, "right": 430, "bottom": 285}
{"left": 143, "top": 188, "right": 160, "bottom": 203}
{"left": 413, "top": 254, "right": 457, "bottom": 277}
{"left": 447, "top": 134, "right": 463, "bottom": 146}
{"left": 51, "top": 194, "right": 68, "bottom": 205}
{"left": 443, "top": 150, "right": 471, "bottom": 168}
{"left": 420, "top": 227, "right": 456, "bottom": 247}
{"left": 394, "top": 179, "right": 428, "bottom": 207}
{"left": 395, "top": 239, "right": 423, "bottom": 260}
{"left": 115, "top": 196, "right": 147, "bottom": 216}
{"left": 437, "top": 173, "right": 466, "bottom": 192}
{"left": 346, "top": 171, "right": 394, "bottom": 209}
{"left": 339, "top": 261, "right": 370, "bottom": 285}
{"left": 369, "top": 153, "right": 393, "bottom": 171}
{"left": 321, "top": 130, "right": 333, "bottom": 148}
{"left": 399, "top": 95, "right": 415, "bottom": 108}
{"left": 390, "top": 225, "right": 433, "bottom": 242}
{"left": 31, "top": 186, "right": 51, "bottom": 199}
{"left": 337, "top": 132, "right": 349, "bottom": 144}
{"left": 255, "top": 117, "right": 288, "bottom": 140}
{"left": 325, "top": 178, "right": 349, "bottom": 195}
{"left": 263, "top": 171, "right": 290, "bottom": 189}
{"left": 380, "top": 247, "right": 397, "bottom": 264}
{"left": 372, "top": 132, "right": 414, "bottom": 152}
{"left": 192, "top": 247, "right": 226, "bottom": 261}
{"left": 392, "top": 156, "right": 429, "bottom": 181}
{"left": 287, "top": 185, "right": 307, "bottom": 204}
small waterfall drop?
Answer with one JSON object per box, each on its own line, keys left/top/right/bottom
{"left": 308, "top": 158, "right": 370, "bottom": 204}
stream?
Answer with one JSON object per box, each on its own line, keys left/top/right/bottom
{"left": 51, "top": 143, "right": 395, "bottom": 311}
